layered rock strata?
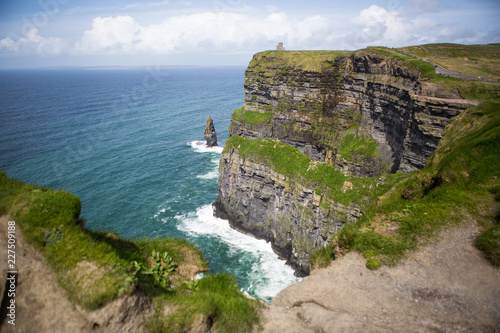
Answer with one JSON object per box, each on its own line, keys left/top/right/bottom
{"left": 215, "top": 149, "right": 362, "bottom": 275}
{"left": 216, "top": 49, "right": 479, "bottom": 274}
{"left": 230, "top": 51, "right": 479, "bottom": 175}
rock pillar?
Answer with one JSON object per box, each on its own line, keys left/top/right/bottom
{"left": 204, "top": 115, "right": 218, "bottom": 147}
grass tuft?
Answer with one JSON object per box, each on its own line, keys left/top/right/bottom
{"left": 310, "top": 243, "right": 335, "bottom": 270}
{"left": 0, "top": 172, "right": 261, "bottom": 331}
{"left": 475, "top": 224, "right": 500, "bottom": 266}
{"left": 147, "top": 273, "right": 263, "bottom": 333}
{"left": 232, "top": 106, "right": 274, "bottom": 124}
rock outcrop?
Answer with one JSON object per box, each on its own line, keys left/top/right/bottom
{"left": 215, "top": 149, "right": 362, "bottom": 275}
{"left": 204, "top": 115, "right": 218, "bottom": 147}
{"left": 230, "top": 51, "right": 479, "bottom": 175}
{"left": 216, "top": 49, "right": 480, "bottom": 274}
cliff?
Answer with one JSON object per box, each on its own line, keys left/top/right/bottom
{"left": 215, "top": 47, "right": 483, "bottom": 275}
{"left": 230, "top": 49, "right": 479, "bottom": 175}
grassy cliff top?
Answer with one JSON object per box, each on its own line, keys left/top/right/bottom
{"left": 399, "top": 43, "right": 500, "bottom": 79}
{"left": 248, "top": 44, "right": 500, "bottom": 100}
{"left": 0, "top": 172, "right": 262, "bottom": 332}
{"left": 250, "top": 44, "right": 500, "bottom": 76}
{"left": 248, "top": 50, "right": 350, "bottom": 72}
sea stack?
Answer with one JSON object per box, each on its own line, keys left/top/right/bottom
{"left": 204, "top": 115, "right": 218, "bottom": 147}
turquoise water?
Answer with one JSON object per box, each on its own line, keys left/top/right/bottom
{"left": 0, "top": 67, "right": 299, "bottom": 303}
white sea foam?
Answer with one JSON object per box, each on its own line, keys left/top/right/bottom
{"left": 153, "top": 208, "right": 167, "bottom": 219}
{"left": 189, "top": 141, "right": 222, "bottom": 180}
{"left": 196, "top": 169, "right": 219, "bottom": 180}
{"left": 189, "top": 140, "right": 224, "bottom": 154}
{"left": 176, "top": 204, "right": 300, "bottom": 302}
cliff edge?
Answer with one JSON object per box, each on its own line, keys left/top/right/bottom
{"left": 215, "top": 44, "right": 500, "bottom": 330}
{"left": 262, "top": 222, "right": 500, "bottom": 332}
{"left": 215, "top": 45, "right": 499, "bottom": 276}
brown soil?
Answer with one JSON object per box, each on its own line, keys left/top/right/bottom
{"left": 0, "top": 215, "right": 153, "bottom": 333}
{"left": 2, "top": 213, "right": 498, "bottom": 333}
{"left": 261, "top": 222, "right": 500, "bottom": 332}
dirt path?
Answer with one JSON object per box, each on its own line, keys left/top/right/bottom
{"left": 2, "top": 213, "right": 498, "bottom": 332}
{"left": 0, "top": 215, "right": 152, "bottom": 333}
{"left": 262, "top": 223, "right": 500, "bottom": 332}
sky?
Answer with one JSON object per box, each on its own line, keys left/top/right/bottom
{"left": 0, "top": 0, "right": 499, "bottom": 68}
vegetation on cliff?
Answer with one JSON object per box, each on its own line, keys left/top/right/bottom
{"left": 365, "top": 45, "right": 499, "bottom": 100}
{"left": 223, "top": 43, "right": 500, "bottom": 271}
{"left": 324, "top": 99, "right": 500, "bottom": 268}
{"left": 225, "top": 99, "right": 500, "bottom": 271}
{"left": 231, "top": 106, "right": 274, "bottom": 125}
{"left": 223, "top": 135, "right": 404, "bottom": 207}
{"left": 0, "top": 172, "right": 262, "bottom": 332}
{"left": 247, "top": 50, "right": 349, "bottom": 73}
{"left": 400, "top": 43, "right": 500, "bottom": 80}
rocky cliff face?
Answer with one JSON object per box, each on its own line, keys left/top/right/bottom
{"left": 216, "top": 49, "right": 479, "bottom": 275}
{"left": 215, "top": 149, "right": 363, "bottom": 274}
{"left": 230, "top": 50, "right": 479, "bottom": 175}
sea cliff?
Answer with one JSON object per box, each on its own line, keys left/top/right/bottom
{"left": 215, "top": 47, "right": 481, "bottom": 274}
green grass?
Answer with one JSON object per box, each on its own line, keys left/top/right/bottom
{"left": 336, "top": 132, "right": 381, "bottom": 160}
{"left": 248, "top": 50, "right": 349, "bottom": 73}
{"left": 310, "top": 243, "right": 335, "bottom": 270}
{"left": 0, "top": 172, "right": 262, "bottom": 331}
{"left": 334, "top": 99, "right": 500, "bottom": 268}
{"left": 400, "top": 43, "right": 500, "bottom": 79}
{"left": 475, "top": 223, "right": 500, "bottom": 266}
{"left": 147, "top": 273, "right": 263, "bottom": 333}
{"left": 248, "top": 46, "right": 499, "bottom": 102}
{"left": 224, "top": 135, "right": 406, "bottom": 207}
{"left": 232, "top": 106, "right": 274, "bottom": 124}
{"left": 366, "top": 46, "right": 500, "bottom": 100}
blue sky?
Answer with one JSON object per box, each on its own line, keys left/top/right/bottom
{"left": 0, "top": 0, "right": 499, "bottom": 68}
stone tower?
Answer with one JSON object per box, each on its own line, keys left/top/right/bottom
{"left": 276, "top": 42, "right": 285, "bottom": 51}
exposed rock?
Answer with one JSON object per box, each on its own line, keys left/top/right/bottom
{"left": 204, "top": 115, "right": 218, "bottom": 147}
{"left": 231, "top": 51, "right": 480, "bottom": 175}
{"left": 80, "top": 291, "right": 153, "bottom": 333}
{"left": 215, "top": 149, "right": 362, "bottom": 275}
{"left": 401, "top": 188, "right": 414, "bottom": 200}
{"left": 261, "top": 223, "right": 500, "bottom": 332}
{"left": 217, "top": 49, "right": 481, "bottom": 274}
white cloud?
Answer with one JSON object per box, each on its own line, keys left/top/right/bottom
{"left": 0, "top": 4, "right": 495, "bottom": 66}
{"left": 73, "top": 16, "right": 143, "bottom": 55}
{"left": 0, "top": 28, "right": 66, "bottom": 57}
{"left": 347, "top": 4, "right": 439, "bottom": 48}
{"left": 71, "top": 11, "right": 335, "bottom": 56}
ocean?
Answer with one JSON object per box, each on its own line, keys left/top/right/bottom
{"left": 0, "top": 67, "right": 299, "bottom": 303}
